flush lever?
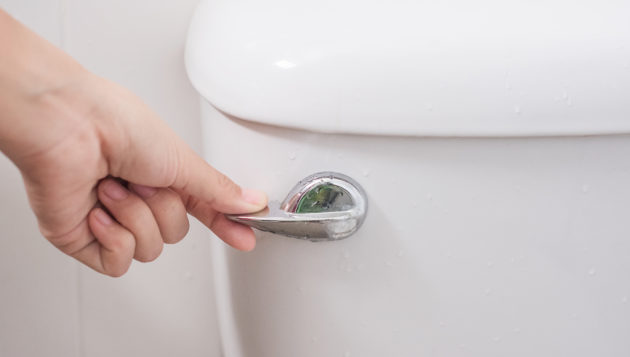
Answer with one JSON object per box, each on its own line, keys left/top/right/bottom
{"left": 227, "top": 172, "right": 368, "bottom": 241}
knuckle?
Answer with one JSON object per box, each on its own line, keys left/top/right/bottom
{"left": 134, "top": 239, "right": 163, "bottom": 262}
{"left": 216, "top": 172, "right": 237, "bottom": 192}
{"left": 115, "top": 201, "right": 155, "bottom": 235}
{"left": 162, "top": 189, "right": 184, "bottom": 214}
{"left": 209, "top": 211, "right": 222, "bottom": 231}
{"left": 165, "top": 218, "right": 189, "bottom": 244}
{"left": 104, "top": 251, "right": 133, "bottom": 277}
{"left": 185, "top": 194, "right": 201, "bottom": 212}
{"left": 180, "top": 219, "right": 190, "bottom": 239}
{"left": 109, "top": 231, "right": 135, "bottom": 253}
{"left": 106, "top": 237, "right": 124, "bottom": 252}
{"left": 106, "top": 264, "right": 130, "bottom": 278}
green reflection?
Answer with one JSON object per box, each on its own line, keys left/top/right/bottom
{"left": 296, "top": 184, "right": 352, "bottom": 213}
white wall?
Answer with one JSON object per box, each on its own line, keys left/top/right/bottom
{"left": 0, "top": 1, "right": 222, "bottom": 356}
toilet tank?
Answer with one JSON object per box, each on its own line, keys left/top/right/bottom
{"left": 186, "top": 1, "right": 630, "bottom": 356}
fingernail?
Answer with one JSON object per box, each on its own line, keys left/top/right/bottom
{"left": 130, "top": 184, "right": 158, "bottom": 198}
{"left": 95, "top": 208, "right": 113, "bottom": 225}
{"left": 103, "top": 180, "right": 128, "bottom": 200}
{"left": 241, "top": 188, "right": 267, "bottom": 207}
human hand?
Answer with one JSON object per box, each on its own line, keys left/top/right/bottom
{"left": 0, "top": 10, "right": 267, "bottom": 276}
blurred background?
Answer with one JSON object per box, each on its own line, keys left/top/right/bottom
{"left": 0, "top": 1, "right": 222, "bottom": 356}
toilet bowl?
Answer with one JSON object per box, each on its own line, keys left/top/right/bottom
{"left": 186, "top": 1, "right": 630, "bottom": 356}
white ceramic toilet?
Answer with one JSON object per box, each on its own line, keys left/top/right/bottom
{"left": 186, "top": 1, "right": 630, "bottom": 356}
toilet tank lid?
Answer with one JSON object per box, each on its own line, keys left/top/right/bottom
{"left": 185, "top": 0, "right": 630, "bottom": 137}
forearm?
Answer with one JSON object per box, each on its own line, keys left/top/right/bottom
{"left": 0, "top": 9, "right": 88, "bottom": 162}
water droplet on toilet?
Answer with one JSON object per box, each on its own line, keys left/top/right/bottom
{"left": 288, "top": 153, "right": 296, "bottom": 160}
{"left": 622, "top": 296, "right": 628, "bottom": 303}
{"left": 362, "top": 170, "right": 370, "bottom": 177}
{"left": 385, "top": 261, "right": 394, "bottom": 267}
{"left": 513, "top": 327, "right": 522, "bottom": 333}
{"left": 484, "top": 288, "right": 492, "bottom": 296}
{"left": 183, "top": 271, "right": 193, "bottom": 281}
{"left": 426, "top": 103, "right": 434, "bottom": 112}
{"left": 487, "top": 261, "right": 494, "bottom": 268}
{"left": 426, "top": 193, "right": 433, "bottom": 201}
{"left": 581, "top": 184, "right": 590, "bottom": 193}
{"left": 588, "top": 268, "right": 596, "bottom": 276}
{"left": 562, "top": 91, "right": 568, "bottom": 100}
{"left": 397, "top": 250, "right": 405, "bottom": 257}
{"left": 439, "top": 321, "right": 446, "bottom": 327}
{"left": 492, "top": 336, "right": 501, "bottom": 342}
{"left": 342, "top": 250, "right": 350, "bottom": 259}
{"left": 514, "top": 105, "right": 522, "bottom": 115}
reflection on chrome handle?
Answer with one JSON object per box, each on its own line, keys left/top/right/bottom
{"left": 227, "top": 172, "right": 368, "bottom": 242}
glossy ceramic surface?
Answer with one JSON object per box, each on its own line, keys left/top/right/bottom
{"left": 200, "top": 102, "right": 630, "bottom": 357}
{"left": 186, "top": 1, "right": 630, "bottom": 356}
{"left": 187, "top": 0, "right": 630, "bottom": 136}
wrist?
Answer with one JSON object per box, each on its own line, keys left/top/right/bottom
{"left": 0, "top": 9, "right": 86, "bottom": 97}
{"left": 0, "top": 9, "right": 94, "bottom": 165}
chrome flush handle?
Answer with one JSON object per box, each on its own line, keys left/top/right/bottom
{"left": 227, "top": 172, "right": 368, "bottom": 241}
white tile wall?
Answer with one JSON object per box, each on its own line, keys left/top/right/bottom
{"left": 0, "top": 1, "right": 222, "bottom": 356}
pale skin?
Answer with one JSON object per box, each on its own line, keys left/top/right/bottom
{"left": 0, "top": 10, "right": 267, "bottom": 277}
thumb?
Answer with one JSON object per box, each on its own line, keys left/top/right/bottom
{"left": 97, "top": 78, "right": 267, "bottom": 214}
{"left": 103, "top": 87, "right": 266, "bottom": 251}
{"left": 171, "top": 143, "right": 267, "bottom": 214}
